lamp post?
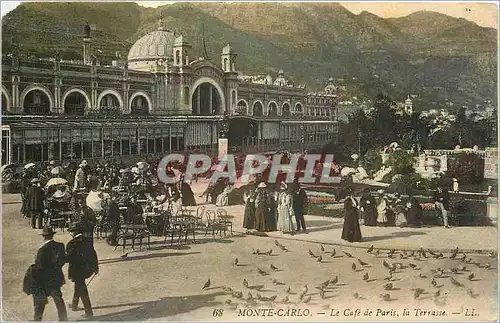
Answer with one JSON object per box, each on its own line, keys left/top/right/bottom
{"left": 300, "top": 117, "right": 305, "bottom": 154}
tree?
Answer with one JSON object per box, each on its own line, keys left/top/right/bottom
{"left": 386, "top": 150, "right": 415, "bottom": 175}
{"left": 446, "top": 152, "right": 484, "bottom": 185}
{"left": 363, "top": 149, "right": 383, "bottom": 176}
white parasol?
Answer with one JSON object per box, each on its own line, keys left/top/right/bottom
{"left": 50, "top": 166, "right": 64, "bottom": 175}
{"left": 24, "top": 163, "right": 36, "bottom": 169}
{"left": 45, "top": 177, "right": 68, "bottom": 188}
{"left": 136, "top": 161, "right": 149, "bottom": 171}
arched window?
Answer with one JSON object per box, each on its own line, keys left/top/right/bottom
{"left": 231, "top": 91, "right": 236, "bottom": 108}
{"left": 184, "top": 87, "right": 190, "bottom": 105}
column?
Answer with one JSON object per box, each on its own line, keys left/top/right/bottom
{"left": 196, "top": 88, "right": 201, "bottom": 115}
{"left": 209, "top": 86, "right": 213, "bottom": 114}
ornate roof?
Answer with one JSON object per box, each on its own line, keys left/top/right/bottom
{"left": 127, "top": 19, "right": 176, "bottom": 62}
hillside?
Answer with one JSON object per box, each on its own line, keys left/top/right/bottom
{"left": 1, "top": 2, "right": 497, "bottom": 108}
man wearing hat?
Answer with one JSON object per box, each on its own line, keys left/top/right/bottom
{"left": 25, "top": 178, "right": 46, "bottom": 229}
{"left": 67, "top": 223, "right": 98, "bottom": 319}
{"left": 292, "top": 182, "right": 308, "bottom": 233}
{"left": 32, "top": 226, "right": 68, "bottom": 321}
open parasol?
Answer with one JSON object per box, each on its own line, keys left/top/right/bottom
{"left": 45, "top": 177, "right": 68, "bottom": 188}
{"left": 50, "top": 166, "right": 64, "bottom": 176}
{"left": 24, "top": 163, "right": 36, "bottom": 169}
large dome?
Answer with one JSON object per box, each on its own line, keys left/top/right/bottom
{"left": 127, "top": 19, "right": 176, "bottom": 71}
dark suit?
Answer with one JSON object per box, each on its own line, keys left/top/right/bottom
{"left": 105, "top": 199, "right": 120, "bottom": 245}
{"left": 25, "top": 185, "right": 46, "bottom": 229}
{"left": 293, "top": 188, "right": 308, "bottom": 231}
{"left": 341, "top": 197, "right": 362, "bottom": 242}
{"left": 32, "top": 240, "right": 68, "bottom": 321}
{"left": 67, "top": 234, "right": 98, "bottom": 316}
{"left": 80, "top": 207, "right": 96, "bottom": 247}
{"left": 360, "top": 193, "right": 377, "bottom": 226}
{"left": 433, "top": 189, "right": 450, "bottom": 227}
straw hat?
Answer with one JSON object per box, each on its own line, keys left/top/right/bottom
{"left": 258, "top": 182, "right": 267, "bottom": 188}
{"left": 377, "top": 189, "right": 385, "bottom": 195}
{"left": 280, "top": 182, "right": 288, "bottom": 190}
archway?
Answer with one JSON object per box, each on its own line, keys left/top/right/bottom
{"left": 130, "top": 93, "right": 151, "bottom": 115}
{"left": 23, "top": 89, "right": 51, "bottom": 114}
{"left": 295, "top": 103, "right": 303, "bottom": 115}
{"left": 192, "top": 83, "right": 222, "bottom": 115}
{"left": 253, "top": 101, "right": 263, "bottom": 117}
{"left": 227, "top": 117, "right": 259, "bottom": 151}
{"left": 63, "top": 91, "right": 89, "bottom": 115}
{"left": 98, "top": 93, "right": 121, "bottom": 113}
{"left": 282, "top": 102, "right": 291, "bottom": 118}
{"left": 236, "top": 100, "right": 247, "bottom": 115}
{"left": 268, "top": 102, "right": 278, "bottom": 117}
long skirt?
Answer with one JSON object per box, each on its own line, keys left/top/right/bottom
{"left": 362, "top": 207, "right": 378, "bottom": 226}
{"left": 341, "top": 210, "right": 362, "bottom": 242}
{"left": 255, "top": 205, "right": 268, "bottom": 232}
{"left": 243, "top": 203, "right": 256, "bottom": 229}
{"left": 277, "top": 206, "right": 295, "bottom": 233}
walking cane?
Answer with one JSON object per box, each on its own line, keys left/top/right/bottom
{"left": 86, "top": 274, "right": 96, "bottom": 287}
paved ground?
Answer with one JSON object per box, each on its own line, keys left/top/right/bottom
{"left": 2, "top": 183, "right": 498, "bottom": 321}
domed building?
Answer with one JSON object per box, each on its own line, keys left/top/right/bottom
{"left": 127, "top": 17, "right": 177, "bottom": 71}
{"left": 1, "top": 18, "right": 340, "bottom": 165}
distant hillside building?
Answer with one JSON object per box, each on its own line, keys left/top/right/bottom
{"left": 1, "top": 19, "right": 343, "bottom": 164}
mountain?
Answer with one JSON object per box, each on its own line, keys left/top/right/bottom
{"left": 2, "top": 2, "right": 497, "bottom": 109}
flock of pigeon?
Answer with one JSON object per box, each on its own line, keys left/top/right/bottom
{"left": 200, "top": 240, "right": 497, "bottom": 313}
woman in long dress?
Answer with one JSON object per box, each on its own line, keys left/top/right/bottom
{"left": 341, "top": 187, "right": 362, "bottom": 242}
{"left": 376, "top": 190, "right": 388, "bottom": 226}
{"left": 360, "top": 189, "right": 377, "bottom": 226}
{"left": 277, "top": 183, "right": 295, "bottom": 234}
{"left": 243, "top": 189, "right": 257, "bottom": 231}
{"left": 254, "top": 183, "right": 270, "bottom": 232}
{"left": 265, "top": 191, "right": 277, "bottom": 232}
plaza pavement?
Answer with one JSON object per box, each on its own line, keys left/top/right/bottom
{"left": 1, "top": 182, "right": 498, "bottom": 321}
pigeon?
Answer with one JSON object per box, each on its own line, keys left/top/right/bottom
{"left": 249, "top": 284, "right": 264, "bottom": 291}
{"left": 257, "top": 268, "right": 268, "bottom": 276}
{"left": 299, "top": 291, "right": 306, "bottom": 301}
{"left": 320, "top": 289, "right": 326, "bottom": 299}
{"left": 280, "top": 245, "right": 289, "bottom": 252}
{"left": 383, "top": 283, "right": 393, "bottom": 290}
{"left": 330, "top": 276, "right": 338, "bottom": 285}
{"left": 309, "top": 249, "right": 315, "bottom": 257}
{"left": 344, "top": 251, "right": 354, "bottom": 258}
{"left": 450, "top": 248, "right": 458, "bottom": 259}
{"left": 414, "top": 288, "right": 425, "bottom": 299}
{"left": 380, "top": 293, "right": 391, "bottom": 301}
{"left": 460, "top": 254, "right": 467, "bottom": 262}
{"left": 272, "top": 279, "right": 284, "bottom": 285}
{"left": 321, "top": 245, "right": 325, "bottom": 252}
{"left": 303, "top": 295, "right": 311, "bottom": 303}
{"left": 388, "top": 249, "right": 396, "bottom": 258}
{"left": 419, "top": 273, "right": 427, "bottom": 278}
{"left": 363, "top": 273, "right": 369, "bottom": 281}
{"left": 267, "top": 295, "right": 277, "bottom": 302}
{"left": 428, "top": 249, "right": 437, "bottom": 256}
{"left": 320, "top": 280, "right": 330, "bottom": 288}
{"left": 467, "top": 289, "right": 479, "bottom": 299}
{"left": 202, "top": 279, "right": 211, "bottom": 290}
{"left": 399, "top": 253, "right": 407, "bottom": 260}
{"left": 353, "top": 292, "right": 360, "bottom": 299}
{"left": 467, "top": 273, "right": 475, "bottom": 281}
{"left": 234, "top": 258, "right": 239, "bottom": 266}
{"left": 317, "top": 255, "right": 323, "bottom": 263}
{"left": 367, "top": 245, "right": 374, "bottom": 253}
{"left": 266, "top": 249, "right": 273, "bottom": 256}
{"left": 358, "top": 259, "right": 369, "bottom": 266}
{"left": 488, "top": 251, "right": 496, "bottom": 258}
{"left": 256, "top": 293, "right": 262, "bottom": 300}
{"left": 285, "top": 286, "right": 291, "bottom": 294}
{"left": 383, "top": 260, "right": 391, "bottom": 270}
{"left": 374, "top": 249, "right": 381, "bottom": 257}
{"left": 484, "top": 263, "right": 492, "bottom": 269}
{"left": 330, "top": 249, "right": 336, "bottom": 257}
{"left": 120, "top": 253, "right": 129, "bottom": 259}
{"left": 246, "top": 292, "right": 253, "bottom": 301}
{"left": 450, "top": 277, "right": 464, "bottom": 287}
{"left": 434, "top": 290, "right": 441, "bottom": 298}
{"left": 243, "top": 279, "right": 249, "bottom": 288}
{"left": 432, "top": 279, "right": 437, "bottom": 288}
{"left": 384, "top": 272, "right": 393, "bottom": 281}
{"left": 302, "top": 285, "right": 309, "bottom": 294}
{"left": 270, "top": 264, "right": 279, "bottom": 271}
{"left": 281, "top": 296, "right": 289, "bottom": 303}
{"left": 275, "top": 240, "right": 281, "bottom": 247}
{"left": 408, "top": 263, "right": 418, "bottom": 269}
{"left": 225, "top": 299, "right": 232, "bottom": 305}
{"left": 352, "top": 263, "right": 357, "bottom": 271}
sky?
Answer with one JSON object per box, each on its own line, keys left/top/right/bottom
{"left": 1, "top": 1, "right": 498, "bottom": 29}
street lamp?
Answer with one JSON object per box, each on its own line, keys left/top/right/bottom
{"left": 300, "top": 118, "right": 305, "bottom": 154}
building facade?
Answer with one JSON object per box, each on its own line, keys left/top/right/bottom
{"left": 1, "top": 20, "right": 340, "bottom": 165}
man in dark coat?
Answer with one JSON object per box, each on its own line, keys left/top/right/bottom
{"left": 104, "top": 193, "right": 120, "bottom": 246}
{"left": 292, "top": 182, "right": 308, "bottom": 233}
{"left": 78, "top": 199, "right": 97, "bottom": 247}
{"left": 433, "top": 187, "right": 450, "bottom": 228}
{"left": 67, "top": 223, "right": 98, "bottom": 319}
{"left": 32, "top": 226, "right": 68, "bottom": 321}
{"left": 25, "top": 178, "right": 46, "bottom": 229}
